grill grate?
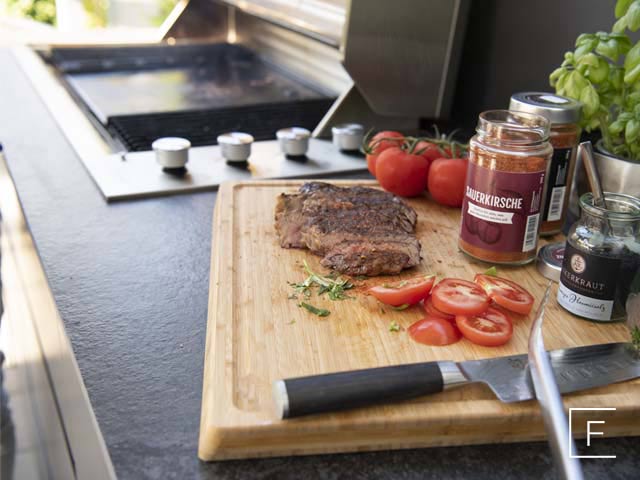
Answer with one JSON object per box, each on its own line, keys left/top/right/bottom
{"left": 108, "top": 98, "right": 334, "bottom": 152}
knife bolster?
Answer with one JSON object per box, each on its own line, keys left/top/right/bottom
{"left": 438, "top": 361, "right": 468, "bottom": 390}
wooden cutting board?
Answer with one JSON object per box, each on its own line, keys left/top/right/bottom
{"left": 198, "top": 180, "right": 639, "bottom": 461}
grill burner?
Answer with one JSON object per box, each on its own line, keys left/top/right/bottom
{"left": 49, "top": 43, "right": 334, "bottom": 152}
{"left": 108, "top": 99, "right": 332, "bottom": 152}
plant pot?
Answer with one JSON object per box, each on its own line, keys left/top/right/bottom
{"left": 566, "top": 139, "right": 640, "bottom": 228}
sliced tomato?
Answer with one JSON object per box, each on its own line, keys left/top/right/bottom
{"left": 369, "top": 275, "right": 435, "bottom": 306}
{"left": 431, "top": 278, "right": 490, "bottom": 316}
{"left": 423, "top": 296, "right": 456, "bottom": 322}
{"left": 455, "top": 307, "right": 513, "bottom": 347}
{"left": 474, "top": 274, "right": 535, "bottom": 315}
{"left": 409, "top": 316, "right": 461, "bottom": 346}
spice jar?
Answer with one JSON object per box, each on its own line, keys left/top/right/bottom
{"left": 509, "top": 92, "right": 581, "bottom": 236}
{"left": 459, "top": 110, "right": 553, "bottom": 264}
{"left": 557, "top": 192, "right": 640, "bottom": 322}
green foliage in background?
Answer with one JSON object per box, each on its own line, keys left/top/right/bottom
{"left": 82, "top": 0, "right": 109, "bottom": 28}
{"left": 6, "top": 0, "right": 57, "bottom": 25}
{"left": 153, "top": 0, "right": 178, "bottom": 26}
{"left": 550, "top": 0, "right": 640, "bottom": 161}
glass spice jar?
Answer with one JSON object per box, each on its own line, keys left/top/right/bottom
{"left": 459, "top": 110, "right": 553, "bottom": 264}
{"left": 558, "top": 192, "right": 640, "bottom": 322}
{"left": 509, "top": 92, "right": 582, "bottom": 236}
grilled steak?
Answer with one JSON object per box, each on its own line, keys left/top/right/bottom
{"left": 275, "top": 182, "right": 421, "bottom": 276}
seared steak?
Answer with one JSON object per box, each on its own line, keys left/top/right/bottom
{"left": 275, "top": 182, "right": 421, "bottom": 276}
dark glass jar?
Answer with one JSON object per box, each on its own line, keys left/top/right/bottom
{"left": 558, "top": 192, "right": 640, "bottom": 322}
{"left": 509, "top": 92, "right": 581, "bottom": 236}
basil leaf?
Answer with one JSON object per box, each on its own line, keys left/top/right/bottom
{"left": 580, "top": 84, "right": 601, "bottom": 117}
{"left": 626, "top": 1, "right": 640, "bottom": 30}
{"left": 616, "top": 0, "right": 635, "bottom": 17}
{"left": 625, "top": 119, "right": 640, "bottom": 143}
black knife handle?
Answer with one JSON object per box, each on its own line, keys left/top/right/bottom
{"left": 273, "top": 362, "right": 444, "bottom": 419}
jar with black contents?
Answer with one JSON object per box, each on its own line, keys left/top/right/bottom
{"left": 557, "top": 192, "right": 640, "bottom": 322}
{"left": 509, "top": 92, "right": 582, "bottom": 236}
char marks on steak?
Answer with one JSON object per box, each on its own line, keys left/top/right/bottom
{"left": 275, "top": 182, "right": 421, "bottom": 276}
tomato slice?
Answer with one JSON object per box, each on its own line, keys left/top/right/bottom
{"left": 423, "top": 296, "right": 456, "bottom": 322}
{"left": 431, "top": 278, "right": 490, "bottom": 316}
{"left": 474, "top": 274, "right": 535, "bottom": 315}
{"left": 369, "top": 275, "right": 435, "bottom": 306}
{"left": 455, "top": 308, "right": 513, "bottom": 347}
{"left": 409, "top": 316, "right": 461, "bottom": 346}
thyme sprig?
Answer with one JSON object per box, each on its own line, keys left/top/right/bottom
{"left": 299, "top": 302, "right": 330, "bottom": 317}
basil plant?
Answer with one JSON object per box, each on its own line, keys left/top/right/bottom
{"left": 550, "top": 0, "right": 640, "bottom": 161}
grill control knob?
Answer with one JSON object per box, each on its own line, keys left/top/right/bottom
{"left": 217, "top": 132, "right": 254, "bottom": 163}
{"left": 331, "top": 123, "right": 364, "bottom": 152}
{"left": 152, "top": 137, "right": 190, "bottom": 170}
{"left": 276, "top": 127, "right": 310, "bottom": 157}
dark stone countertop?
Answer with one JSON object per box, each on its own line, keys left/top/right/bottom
{"left": 1, "top": 48, "right": 638, "bottom": 479}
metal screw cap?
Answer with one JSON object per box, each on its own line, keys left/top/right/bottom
{"left": 276, "top": 127, "right": 310, "bottom": 156}
{"left": 152, "top": 137, "right": 190, "bottom": 169}
{"left": 536, "top": 242, "right": 565, "bottom": 282}
{"left": 331, "top": 123, "right": 364, "bottom": 151}
{"left": 217, "top": 132, "right": 254, "bottom": 163}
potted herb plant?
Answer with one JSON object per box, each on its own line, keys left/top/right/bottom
{"left": 549, "top": 0, "right": 640, "bottom": 205}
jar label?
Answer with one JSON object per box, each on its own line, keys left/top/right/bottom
{"left": 544, "top": 147, "right": 573, "bottom": 222}
{"left": 460, "top": 162, "right": 546, "bottom": 253}
{"left": 557, "top": 243, "right": 620, "bottom": 321}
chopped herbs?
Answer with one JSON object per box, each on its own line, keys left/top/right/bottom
{"left": 389, "top": 321, "right": 401, "bottom": 332}
{"left": 288, "top": 261, "right": 355, "bottom": 316}
{"left": 390, "top": 303, "right": 410, "bottom": 311}
{"left": 484, "top": 266, "right": 499, "bottom": 276}
{"left": 299, "top": 302, "right": 330, "bottom": 317}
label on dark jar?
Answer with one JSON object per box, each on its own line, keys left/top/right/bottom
{"left": 544, "top": 147, "right": 573, "bottom": 221}
{"left": 460, "top": 162, "right": 546, "bottom": 253}
{"left": 557, "top": 243, "right": 621, "bottom": 321}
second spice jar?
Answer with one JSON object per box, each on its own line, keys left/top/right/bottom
{"left": 509, "top": 92, "right": 582, "bottom": 235}
{"left": 459, "top": 110, "right": 553, "bottom": 264}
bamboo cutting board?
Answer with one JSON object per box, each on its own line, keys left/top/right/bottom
{"left": 198, "top": 180, "right": 639, "bottom": 461}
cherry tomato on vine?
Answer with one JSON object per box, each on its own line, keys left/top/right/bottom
{"left": 427, "top": 158, "right": 468, "bottom": 207}
{"left": 365, "top": 131, "right": 405, "bottom": 176}
{"left": 375, "top": 147, "right": 429, "bottom": 197}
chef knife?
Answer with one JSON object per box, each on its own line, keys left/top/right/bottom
{"left": 528, "top": 284, "right": 583, "bottom": 480}
{"left": 273, "top": 341, "right": 640, "bottom": 419}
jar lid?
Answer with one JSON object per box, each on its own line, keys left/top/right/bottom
{"left": 536, "top": 242, "right": 565, "bottom": 282}
{"left": 509, "top": 92, "right": 582, "bottom": 124}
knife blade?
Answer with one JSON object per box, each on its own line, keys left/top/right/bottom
{"left": 273, "top": 342, "right": 640, "bottom": 419}
{"left": 528, "top": 284, "right": 583, "bottom": 479}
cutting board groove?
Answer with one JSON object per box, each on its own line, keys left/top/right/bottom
{"left": 199, "top": 180, "right": 639, "bottom": 461}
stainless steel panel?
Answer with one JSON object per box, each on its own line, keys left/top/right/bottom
{"left": 342, "top": 0, "right": 470, "bottom": 118}
{"left": 83, "top": 139, "right": 368, "bottom": 201}
{"left": 236, "top": 9, "right": 351, "bottom": 95}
